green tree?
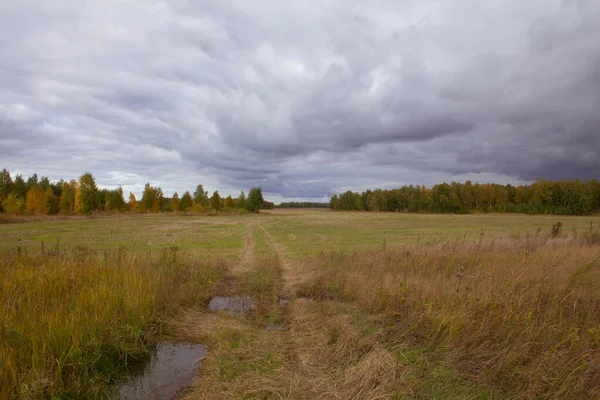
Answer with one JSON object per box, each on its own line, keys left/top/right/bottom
{"left": 194, "top": 185, "right": 209, "bottom": 207}
{"left": 45, "top": 187, "right": 60, "bottom": 215}
{"left": 0, "top": 169, "right": 13, "bottom": 213}
{"left": 26, "top": 173, "right": 39, "bottom": 191}
{"left": 13, "top": 175, "right": 26, "bottom": 198}
{"left": 110, "top": 187, "right": 126, "bottom": 212}
{"left": 223, "top": 195, "right": 233, "bottom": 209}
{"left": 77, "top": 173, "right": 99, "bottom": 214}
{"left": 210, "top": 190, "right": 221, "bottom": 211}
{"left": 246, "top": 188, "right": 264, "bottom": 213}
{"left": 180, "top": 191, "right": 193, "bottom": 212}
{"left": 140, "top": 183, "right": 163, "bottom": 213}
{"left": 39, "top": 176, "right": 50, "bottom": 191}
{"left": 329, "top": 194, "right": 340, "bottom": 210}
{"left": 236, "top": 191, "right": 246, "bottom": 209}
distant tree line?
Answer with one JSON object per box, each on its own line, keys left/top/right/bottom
{"left": 329, "top": 180, "right": 600, "bottom": 215}
{"left": 276, "top": 202, "right": 329, "bottom": 208}
{"left": 260, "top": 201, "right": 275, "bottom": 210}
{"left": 0, "top": 169, "right": 264, "bottom": 216}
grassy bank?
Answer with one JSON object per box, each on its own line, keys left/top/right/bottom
{"left": 0, "top": 245, "right": 227, "bottom": 399}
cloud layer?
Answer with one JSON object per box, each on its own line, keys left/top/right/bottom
{"left": 1, "top": 0, "right": 599, "bottom": 200}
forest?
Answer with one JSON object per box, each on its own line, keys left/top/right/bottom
{"left": 330, "top": 179, "right": 600, "bottom": 215}
{"left": 0, "top": 169, "right": 264, "bottom": 215}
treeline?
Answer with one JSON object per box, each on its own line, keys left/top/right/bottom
{"left": 276, "top": 202, "right": 329, "bottom": 208}
{"left": 0, "top": 169, "right": 265, "bottom": 215}
{"left": 260, "top": 201, "right": 275, "bottom": 210}
{"left": 329, "top": 180, "right": 600, "bottom": 215}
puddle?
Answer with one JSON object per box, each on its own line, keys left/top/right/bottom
{"left": 118, "top": 342, "right": 207, "bottom": 400}
{"left": 208, "top": 296, "right": 257, "bottom": 313}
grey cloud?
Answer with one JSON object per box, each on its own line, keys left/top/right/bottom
{"left": 1, "top": 0, "right": 599, "bottom": 199}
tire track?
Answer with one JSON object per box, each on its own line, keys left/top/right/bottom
{"left": 233, "top": 223, "right": 255, "bottom": 275}
{"left": 260, "top": 225, "right": 298, "bottom": 299}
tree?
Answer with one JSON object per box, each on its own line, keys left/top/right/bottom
{"left": 39, "top": 176, "right": 50, "bottom": 191}
{"left": 45, "top": 187, "right": 60, "bottom": 215}
{"left": 260, "top": 201, "right": 275, "bottom": 209}
{"left": 59, "top": 180, "right": 77, "bottom": 215}
{"left": 140, "top": 183, "right": 163, "bottom": 213}
{"left": 0, "top": 169, "right": 13, "bottom": 213}
{"left": 194, "top": 185, "right": 209, "bottom": 207}
{"left": 329, "top": 194, "right": 340, "bottom": 210}
{"left": 172, "top": 192, "right": 180, "bottom": 212}
{"left": 77, "top": 173, "right": 99, "bottom": 214}
{"left": 129, "top": 192, "right": 138, "bottom": 213}
{"left": 13, "top": 174, "right": 26, "bottom": 198}
{"left": 2, "top": 193, "right": 24, "bottom": 215}
{"left": 180, "top": 191, "right": 193, "bottom": 212}
{"left": 26, "top": 173, "right": 39, "bottom": 191}
{"left": 223, "top": 195, "right": 233, "bottom": 209}
{"left": 210, "top": 190, "right": 221, "bottom": 211}
{"left": 246, "top": 188, "right": 264, "bottom": 213}
{"left": 110, "top": 187, "right": 126, "bottom": 212}
{"left": 151, "top": 188, "right": 163, "bottom": 213}
{"left": 26, "top": 186, "right": 48, "bottom": 215}
{"left": 236, "top": 191, "right": 246, "bottom": 209}
{"left": 103, "top": 190, "right": 111, "bottom": 212}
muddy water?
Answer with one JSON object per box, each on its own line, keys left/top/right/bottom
{"left": 118, "top": 342, "right": 207, "bottom": 400}
{"left": 208, "top": 295, "right": 257, "bottom": 313}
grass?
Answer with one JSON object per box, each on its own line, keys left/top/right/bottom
{"left": 262, "top": 209, "right": 600, "bottom": 257}
{"left": 0, "top": 214, "right": 254, "bottom": 259}
{"left": 1, "top": 210, "right": 600, "bottom": 399}
{"left": 297, "top": 237, "right": 600, "bottom": 398}
{"left": 0, "top": 244, "right": 228, "bottom": 399}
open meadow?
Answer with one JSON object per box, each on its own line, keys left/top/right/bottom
{"left": 1, "top": 210, "right": 600, "bottom": 399}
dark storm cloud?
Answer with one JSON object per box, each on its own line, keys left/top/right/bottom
{"left": 1, "top": 0, "right": 599, "bottom": 200}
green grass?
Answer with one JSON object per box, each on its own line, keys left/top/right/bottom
{"left": 252, "top": 225, "right": 274, "bottom": 257}
{"left": 262, "top": 210, "right": 600, "bottom": 258}
{"left": 0, "top": 215, "right": 254, "bottom": 260}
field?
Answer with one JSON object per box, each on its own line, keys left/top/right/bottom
{"left": 1, "top": 210, "right": 600, "bottom": 399}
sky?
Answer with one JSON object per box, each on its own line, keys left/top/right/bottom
{"left": 1, "top": 0, "right": 599, "bottom": 202}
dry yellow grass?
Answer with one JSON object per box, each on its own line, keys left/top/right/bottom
{"left": 298, "top": 236, "right": 600, "bottom": 398}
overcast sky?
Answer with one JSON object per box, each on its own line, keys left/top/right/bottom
{"left": 1, "top": 0, "right": 599, "bottom": 201}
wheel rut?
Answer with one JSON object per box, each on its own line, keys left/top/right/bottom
{"left": 260, "top": 225, "right": 299, "bottom": 299}
{"left": 238, "top": 223, "right": 256, "bottom": 272}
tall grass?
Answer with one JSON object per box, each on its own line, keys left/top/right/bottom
{"left": 0, "top": 245, "right": 227, "bottom": 399}
{"left": 299, "top": 236, "right": 600, "bottom": 398}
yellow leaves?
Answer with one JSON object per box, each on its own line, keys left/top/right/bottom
{"left": 25, "top": 186, "right": 48, "bottom": 215}
{"left": 2, "top": 193, "right": 24, "bottom": 214}
{"left": 129, "top": 193, "right": 138, "bottom": 213}
{"left": 73, "top": 186, "right": 81, "bottom": 215}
